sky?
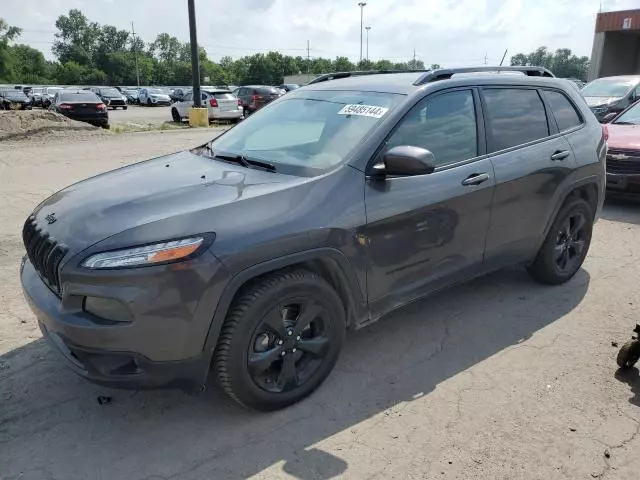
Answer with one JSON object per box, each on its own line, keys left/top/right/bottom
{"left": 2, "top": 0, "right": 639, "bottom": 65}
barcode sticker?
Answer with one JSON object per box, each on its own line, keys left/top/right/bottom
{"left": 338, "top": 104, "right": 389, "bottom": 118}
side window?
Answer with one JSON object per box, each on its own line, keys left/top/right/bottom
{"left": 201, "top": 92, "right": 208, "bottom": 100}
{"left": 385, "top": 89, "right": 477, "bottom": 167}
{"left": 542, "top": 90, "right": 582, "bottom": 132}
{"left": 634, "top": 84, "right": 640, "bottom": 100}
{"left": 184, "top": 92, "right": 193, "bottom": 102}
{"left": 482, "top": 88, "right": 549, "bottom": 152}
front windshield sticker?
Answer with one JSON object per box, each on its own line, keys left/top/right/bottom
{"left": 338, "top": 104, "right": 389, "bottom": 118}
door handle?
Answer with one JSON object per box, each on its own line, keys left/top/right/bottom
{"left": 461, "top": 173, "right": 490, "bottom": 186}
{"left": 551, "top": 150, "right": 570, "bottom": 161}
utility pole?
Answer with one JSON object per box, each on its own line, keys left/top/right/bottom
{"left": 365, "top": 26, "right": 371, "bottom": 62}
{"left": 412, "top": 46, "right": 416, "bottom": 69}
{"left": 131, "top": 22, "right": 140, "bottom": 87}
{"left": 358, "top": 2, "right": 366, "bottom": 64}
{"left": 484, "top": 52, "right": 488, "bottom": 65}
{"left": 187, "top": 0, "right": 201, "bottom": 107}
{"left": 307, "top": 39, "right": 310, "bottom": 76}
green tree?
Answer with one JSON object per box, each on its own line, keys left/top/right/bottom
{"left": 9, "top": 44, "right": 52, "bottom": 83}
{"left": 0, "top": 18, "right": 22, "bottom": 81}
{"left": 52, "top": 9, "right": 101, "bottom": 65}
{"left": 510, "top": 46, "right": 589, "bottom": 80}
{"left": 333, "top": 57, "right": 354, "bottom": 72}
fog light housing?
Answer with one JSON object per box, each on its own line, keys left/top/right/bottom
{"left": 84, "top": 296, "right": 133, "bottom": 323}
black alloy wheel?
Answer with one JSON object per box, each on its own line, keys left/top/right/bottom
{"left": 214, "top": 269, "right": 345, "bottom": 410}
{"left": 553, "top": 210, "right": 588, "bottom": 274}
{"left": 528, "top": 197, "right": 593, "bottom": 285}
{"left": 248, "top": 300, "right": 331, "bottom": 394}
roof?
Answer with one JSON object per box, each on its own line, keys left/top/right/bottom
{"left": 588, "top": 75, "right": 640, "bottom": 82}
{"left": 302, "top": 67, "right": 561, "bottom": 95}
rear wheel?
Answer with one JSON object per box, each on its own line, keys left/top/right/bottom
{"left": 527, "top": 197, "right": 593, "bottom": 285}
{"left": 147, "top": 98, "right": 152, "bottom": 107}
{"left": 214, "top": 269, "right": 346, "bottom": 411}
{"left": 171, "top": 108, "right": 181, "bottom": 123}
{"left": 122, "top": 106, "right": 128, "bottom": 110}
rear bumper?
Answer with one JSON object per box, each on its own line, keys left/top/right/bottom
{"left": 65, "top": 113, "right": 109, "bottom": 126}
{"left": 210, "top": 109, "right": 243, "bottom": 120}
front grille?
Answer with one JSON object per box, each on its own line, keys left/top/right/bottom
{"left": 607, "top": 148, "right": 640, "bottom": 175}
{"left": 22, "top": 216, "right": 68, "bottom": 292}
{"left": 108, "top": 99, "right": 125, "bottom": 106}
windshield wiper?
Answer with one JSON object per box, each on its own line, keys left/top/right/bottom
{"left": 613, "top": 121, "right": 637, "bottom": 125}
{"left": 212, "top": 151, "right": 277, "bottom": 172}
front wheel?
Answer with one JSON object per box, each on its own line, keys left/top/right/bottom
{"left": 147, "top": 99, "right": 152, "bottom": 107}
{"left": 122, "top": 106, "right": 128, "bottom": 110}
{"left": 527, "top": 197, "right": 593, "bottom": 285}
{"left": 214, "top": 269, "right": 346, "bottom": 411}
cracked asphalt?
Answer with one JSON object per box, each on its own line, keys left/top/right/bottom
{"left": 1, "top": 130, "right": 639, "bottom": 480}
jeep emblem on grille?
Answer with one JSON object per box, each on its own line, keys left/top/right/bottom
{"left": 45, "top": 213, "right": 57, "bottom": 224}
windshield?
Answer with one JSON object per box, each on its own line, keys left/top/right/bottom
{"left": 582, "top": 79, "right": 634, "bottom": 98}
{"left": 614, "top": 102, "right": 640, "bottom": 125}
{"left": 2, "top": 90, "right": 27, "bottom": 99}
{"left": 47, "top": 87, "right": 62, "bottom": 94}
{"left": 100, "top": 88, "right": 121, "bottom": 96}
{"left": 60, "top": 92, "right": 100, "bottom": 102}
{"left": 148, "top": 88, "right": 164, "bottom": 95}
{"left": 208, "top": 90, "right": 403, "bottom": 175}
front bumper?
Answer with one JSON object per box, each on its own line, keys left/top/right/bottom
{"left": 606, "top": 173, "right": 640, "bottom": 197}
{"left": 20, "top": 252, "right": 227, "bottom": 389}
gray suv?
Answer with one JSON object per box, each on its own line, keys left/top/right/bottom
{"left": 20, "top": 67, "right": 606, "bottom": 410}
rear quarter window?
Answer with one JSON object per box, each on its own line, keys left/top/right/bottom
{"left": 258, "top": 87, "right": 278, "bottom": 95}
{"left": 542, "top": 90, "right": 582, "bottom": 132}
{"left": 482, "top": 88, "right": 549, "bottom": 152}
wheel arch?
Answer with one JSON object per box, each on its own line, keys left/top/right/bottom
{"left": 202, "top": 248, "right": 368, "bottom": 356}
{"left": 542, "top": 176, "right": 600, "bottom": 238}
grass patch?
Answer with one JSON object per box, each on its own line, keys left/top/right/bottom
{"left": 109, "top": 121, "right": 190, "bottom": 134}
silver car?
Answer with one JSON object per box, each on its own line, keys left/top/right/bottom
{"left": 170, "top": 88, "right": 243, "bottom": 123}
{"left": 41, "top": 87, "right": 63, "bottom": 108}
{"left": 139, "top": 87, "right": 172, "bottom": 106}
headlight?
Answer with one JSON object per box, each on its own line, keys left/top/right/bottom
{"left": 82, "top": 237, "right": 205, "bottom": 269}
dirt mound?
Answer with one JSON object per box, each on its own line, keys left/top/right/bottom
{"left": 0, "top": 110, "right": 106, "bottom": 142}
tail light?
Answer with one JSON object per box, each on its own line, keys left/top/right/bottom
{"left": 209, "top": 98, "right": 218, "bottom": 108}
{"left": 237, "top": 99, "right": 242, "bottom": 106}
{"left": 602, "top": 124, "right": 609, "bottom": 142}
{"left": 59, "top": 104, "right": 73, "bottom": 110}
{"left": 252, "top": 95, "right": 262, "bottom": 102}
{"left": 96, "top": 103, "right": 106, "bottom": 110}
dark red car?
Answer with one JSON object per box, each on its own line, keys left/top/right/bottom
{"left": 235, "top": 85, "right": 282, "bottom": 116}
{"left": 605, "top": 100, "right": 640, "bottom": 197}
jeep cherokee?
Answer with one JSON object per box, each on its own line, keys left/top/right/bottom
{"left": 21, "top": 66, "right": 606, "bottom": 411}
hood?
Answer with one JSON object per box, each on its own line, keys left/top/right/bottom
{"left": 607, "top": 123, "right": 640, "bottom": 150}
{"left": 584, "top": 96, "right": 620, "bottom": 108}
{"left": 31, "top": 151, "right": 302, "bottom": 254}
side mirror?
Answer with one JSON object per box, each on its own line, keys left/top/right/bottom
{"left": 374, "top": 145, "right": 436, "bottom": 177}
{"left": 603, "top": 112, "right": 617, "bottom": 123}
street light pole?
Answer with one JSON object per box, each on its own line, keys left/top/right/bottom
{"left": 358, "top": 2, "right": 366, "bottom": 64}
{"left": 365, "top": 26, "right": 371, "bottom": 62}
{"left": 187, "top": 0, "right": 201, "bottom": 107}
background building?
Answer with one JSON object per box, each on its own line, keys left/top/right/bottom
{"left": 589, "top": 9, "right": 640, "bottom": 81}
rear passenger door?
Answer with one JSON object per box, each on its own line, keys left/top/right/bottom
{"left": 177, "top": 91, "right": 192, "bottom": 116}
{"left": 482, "top": 87, "right": 577, "bottom": 265}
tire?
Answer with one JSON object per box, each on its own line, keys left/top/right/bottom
{"left": 123, "top": 106, "right": 128, "bottom": 110}
{"left": 171, "top": 108, "right": 181, "bottom": 123}
{"left": 243, "top": 107, "right": 250, "bottom": 117}
{"left": 214, "top": 269, "right": 346, "bottom": 411}
{"left": 617, "top": 340, "right": 640, "bottom": 369}
{"left": 147, "top": 99, "right": 152, "bottom": 107}
{"left": 527, "top": 197, "right": 593, "bottom": 285}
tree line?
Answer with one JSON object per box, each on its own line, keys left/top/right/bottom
{"left": 1, "top": 10, "right": 589, "bottom": 87}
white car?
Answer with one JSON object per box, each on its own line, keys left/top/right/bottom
{"left": 138, "top": 87, "right": 172, "bottom": 106}
{"left": 171, "top": 89, "right": 243, "bottom": 123}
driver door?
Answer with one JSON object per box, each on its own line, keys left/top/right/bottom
{"left": 363, "top": 88, "right": 495, "bottom": 316}
{"left": 177, "top": 92, "right": 193, "bottom": 117}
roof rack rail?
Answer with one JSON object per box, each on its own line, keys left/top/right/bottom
{"left": 307, "top": 69, "right": 431, "bottom": 85}
{"left": 413, "top": 66, "right": 555, "bottom": 85}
